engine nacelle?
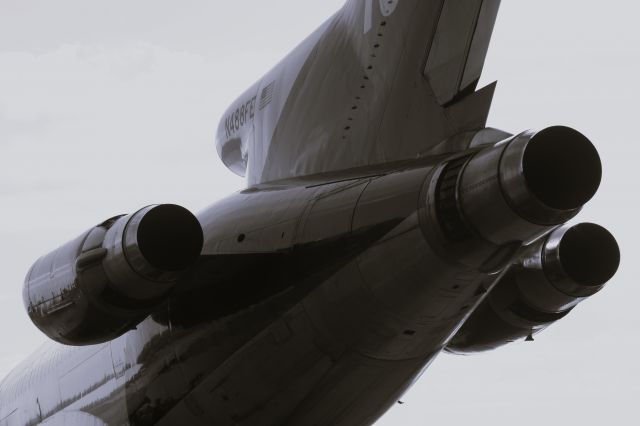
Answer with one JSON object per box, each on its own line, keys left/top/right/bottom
{"left": 425, "top": 126, "right": 603, "bottom": 269}
{"left": 447, "top": 223, "right": 620, "bottom": 354}
{"left": 23, "top": 204, "right": 203, "bottom": 345}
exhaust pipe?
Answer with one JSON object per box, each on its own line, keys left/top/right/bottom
{"left": 446, "top": 222, "right": 619, "bottom": 354}
{"left": 101, "top": 204, "right": 205, "bottom": 300}
{"left": 515, "top": 223, "right": 620, "bottom": 312}
{"left": 452, "top": 126, "right": 602, "bottom": 245}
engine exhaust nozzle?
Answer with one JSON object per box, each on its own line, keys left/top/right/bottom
{"left": 445, "top": 222, "right": 619, "bottom": 354}
{"left": 503, "top": 222, "right": 619, "bottom": 318}
{"left": 457, "top": 126, "right": 602, "bottom": 244}
{"left": 542, "top": 222, "right": 620, "bottom": 297}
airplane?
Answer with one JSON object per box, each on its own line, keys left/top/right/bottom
{"left": 0, "top": 0, "right": 621, "bottom": 425}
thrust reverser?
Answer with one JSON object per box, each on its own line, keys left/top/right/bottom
{"left": 425, "top": 126, "right": 603, "bottom": 267}
{"left": 446, "top": 223, "right": 620, "bottom": 354}
{"left": 23, "top": 204, "right": 203, "bottom": 345}
{"left": 437, "top": 127, "right": 620, "bottom": 353}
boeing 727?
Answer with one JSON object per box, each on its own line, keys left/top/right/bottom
{"left": 0, "top": 1, "right": 620, "bottom": 425}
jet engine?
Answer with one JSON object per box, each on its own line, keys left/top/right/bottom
{"left": 447, "top": 223, "right": 620, "bottom": 354}
{"left": 23, "top": 204, "right": 203, "bottom": 346}
{"left": 425, "top": 126, "right": 603, "bottom": 269}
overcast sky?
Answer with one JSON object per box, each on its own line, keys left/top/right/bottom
{"left": 0, "top": 1, "right": 638, "bottom": 425}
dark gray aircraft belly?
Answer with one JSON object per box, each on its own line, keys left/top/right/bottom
{"left": 155, "top": 164, "right": 496, "bottom": 425}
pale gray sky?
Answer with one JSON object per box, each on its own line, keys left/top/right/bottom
{"left": 0, "top": 1, "right": 638, "bottom": 425}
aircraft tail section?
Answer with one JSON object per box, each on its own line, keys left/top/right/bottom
{"left": 216, "top": 0, "right": 501, "bottom": 184}
{"left": 424, "top": 0, "right": 501, "bottom": 105}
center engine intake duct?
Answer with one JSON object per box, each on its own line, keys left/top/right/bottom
{"left": 23, "top": 204, "right": 203, "bottom": 345}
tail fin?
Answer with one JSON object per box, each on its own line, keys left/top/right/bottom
{"left": 424, "top": 0, "right": 501, "bottom": 105}
{"left": 216, "top": 0, "right": 501, "bottom": 184}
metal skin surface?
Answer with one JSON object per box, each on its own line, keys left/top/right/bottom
{"left": 0, "top": 1, "right": 621, "bottom": 425}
